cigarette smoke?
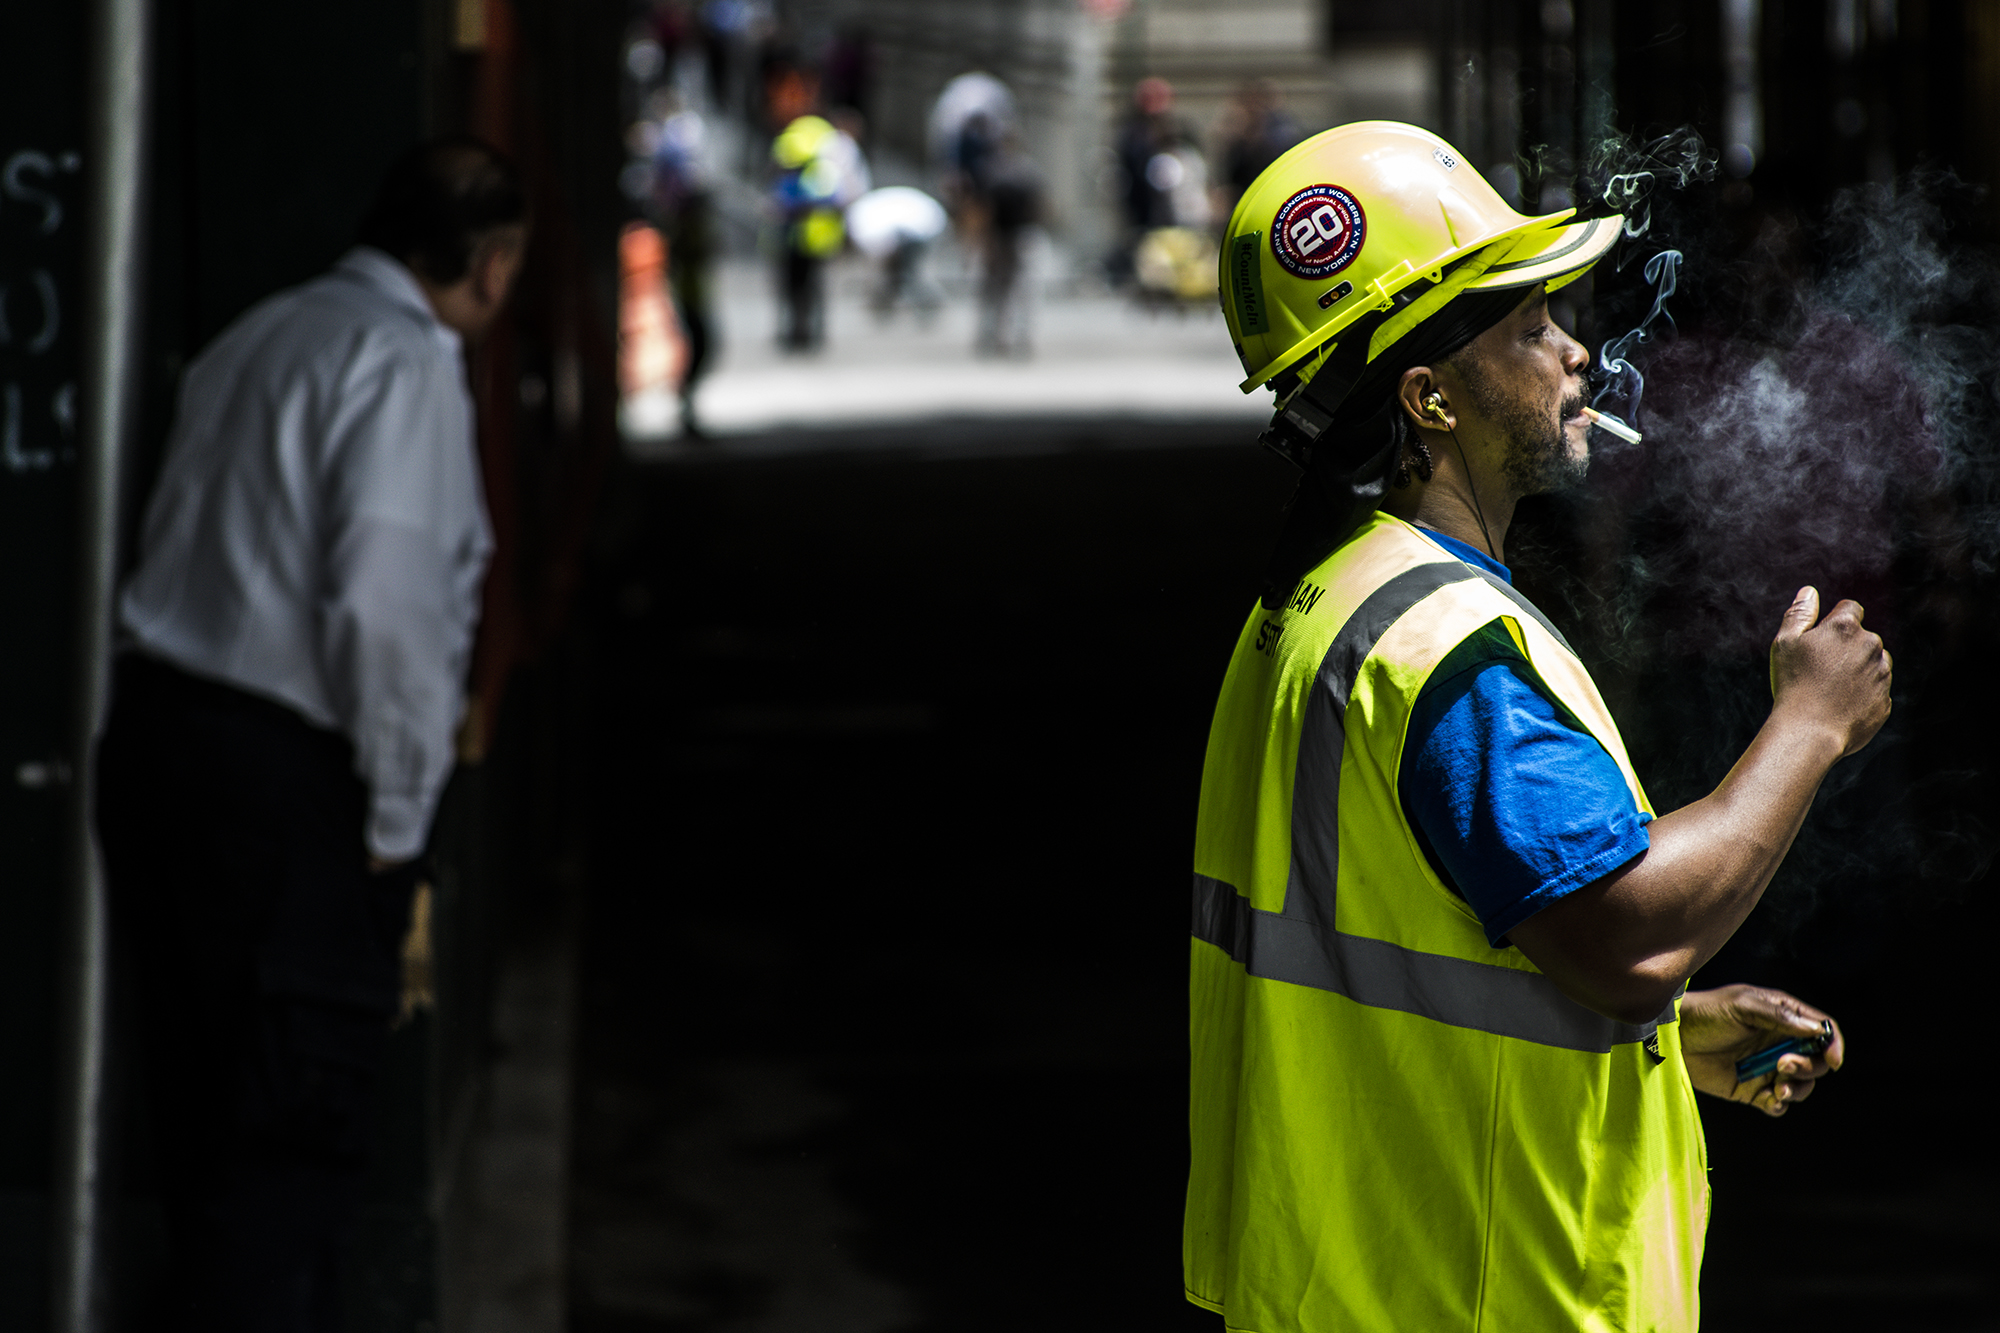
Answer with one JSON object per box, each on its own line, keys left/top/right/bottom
{"left": 1577, "top": 127, "right": 1718, "bottom": 241}
{"left": 1513, "top": 165, "right": 2000, "bottom": 951}
{"left": 1589, "top": 248, "right": 1680, "bottom": 429}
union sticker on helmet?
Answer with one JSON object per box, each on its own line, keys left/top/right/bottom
{"left": 1269, "top": 184, "right": 1366, "bottom": 281}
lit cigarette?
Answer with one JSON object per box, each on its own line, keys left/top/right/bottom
{"left": 1582, "top": 406, "right": 1643, "bottom": 443}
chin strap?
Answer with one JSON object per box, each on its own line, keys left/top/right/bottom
{"left": 1257, "top": 323, "right": 1378, "bottom": 469}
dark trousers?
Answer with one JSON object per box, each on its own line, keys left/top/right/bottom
{"left": 677, "top": 298, "right": 712, "bottom": 435}
{"left": 779, "top": 245, "right": 823, "bottom": 350}
{"left": 978, "top": 228, "right": 1027, "bottom": 354}
{"left": 97, "top": 654, "right": 418, "bottom": 1333}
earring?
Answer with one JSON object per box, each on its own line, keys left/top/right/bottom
{"left": 1393, "top": 436, "right": 1435, "bottom": 489}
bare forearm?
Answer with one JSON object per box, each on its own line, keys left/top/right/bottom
{"left": 1513, "top": 709, "right": 1843, "bottom": 1023}
{"left": 1509, "top": 588, "right": 1889, "bottom": 1025}
{"left": 1596, "top": 707, "right": 1844, "bottom": 986}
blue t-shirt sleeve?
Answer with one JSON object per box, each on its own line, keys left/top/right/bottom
{"left": 1400, "top": 647, "right": 1651, "bottom": 947}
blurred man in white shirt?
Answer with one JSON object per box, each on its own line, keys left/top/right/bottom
{"left": 98, "top": 138, "right": 525, "bottom": 1330}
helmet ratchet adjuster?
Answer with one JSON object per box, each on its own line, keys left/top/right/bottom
{"left": 1258, "top": 299, "right": 1406, "bottom": 470}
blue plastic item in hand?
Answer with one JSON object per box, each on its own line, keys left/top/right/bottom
{"left": 1734, "top": 1020, "right": 1833, "bottom": 1082}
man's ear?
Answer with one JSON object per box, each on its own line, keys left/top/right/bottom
{"left": 473, "top": 241, "right": 507, "bottom": 303}
{"left": 1397, "top": 366, "right": 1451, "bottom": 431}
{"left": 474, "top": 229, "right": 528, "bottom": 305}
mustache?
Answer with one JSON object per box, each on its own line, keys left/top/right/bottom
{"left": 1560, "top": 389, "right": 1587, "bottom": 420}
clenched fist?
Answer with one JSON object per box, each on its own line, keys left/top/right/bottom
{"left": 1769, "top": 586, "right": 1893, "bottom": 760}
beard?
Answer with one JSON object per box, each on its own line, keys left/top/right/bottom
{"left": 1498, "top": 387, "right": 1590, "bottom": 494}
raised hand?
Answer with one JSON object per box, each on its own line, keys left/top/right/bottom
{"left": 1768, "top": 586, "right": 1893, "bottom": 759}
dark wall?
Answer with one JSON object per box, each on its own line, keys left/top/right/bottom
{"left": 1612, "top": 0, "right": 1986, "bottom": 221}
{"left": 128, "top": 0, "right": 437, "bottom": 592}
{"left": 0, "top": 1, "right": 88, "bottom": 1323}
{"left": 153, "top": 0, "right": 430, "bottom": 354}
{"left": 1434, "top": 2, "right": 1999, "bottom": 244}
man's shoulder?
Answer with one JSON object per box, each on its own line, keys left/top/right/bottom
{"left": 281, "top": 265, "right": 443, "bottom": 354}
{"left": 1340, "top": 517, "right": 1579, "bottom": 661}
{"left": 195, "top": 269, "right": 447, "bottom": 390}
{"left": 1289, "top": 516, "right": 1576, "bottom": 688}
{"left": 1313, "top": 514, "right": 1470, "bottom": 601}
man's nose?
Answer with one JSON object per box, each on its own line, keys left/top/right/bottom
{"left": 1559, "top": 324, "right": 1589, "bottom": 375}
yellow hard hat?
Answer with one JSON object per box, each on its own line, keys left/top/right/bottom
{"left": 773, "top": 115, "right": 836, "bottom": 170}
{"left": 1221, "top": 120, "right": 1624, "bottom": 395}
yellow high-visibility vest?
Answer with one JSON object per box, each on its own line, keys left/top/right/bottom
{"left": 1186, "top": 513, "right": 1708, "bottom": 1332}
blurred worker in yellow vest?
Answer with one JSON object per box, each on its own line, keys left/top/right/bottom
{"left": 770, "top": 109, "right": 868, "bottom": 350}
{"left": 1187, "top": 121, "right": 1891, "bottom": 1331}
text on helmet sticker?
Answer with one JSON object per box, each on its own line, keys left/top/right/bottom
{"left": 1229, "top": 232, "right": 1271, "bottom": 335}
{"left": 1269, "top": 184, "right": 1366, "bottom": 281}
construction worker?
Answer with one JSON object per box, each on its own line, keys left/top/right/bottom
{"left": 1188, "top": 122, "right": 1891, "bottom": 1330}
{"left": 769, "top": 110, "right": 867, "bottom": 350}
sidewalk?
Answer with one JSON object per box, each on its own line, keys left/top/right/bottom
{"left": 621, "top": 247, "right": 1271, "bottom": 457}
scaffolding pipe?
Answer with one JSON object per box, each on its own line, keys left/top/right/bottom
{"left": 52, "top": 0, "right": 151, "bottom": 1324}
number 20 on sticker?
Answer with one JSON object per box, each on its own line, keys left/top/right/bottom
{"left": 1290, "top": 205, "right": 1344, "bottom": 255}
{"left": 1269, "top": 184, "right": 1365, "bottom": 280}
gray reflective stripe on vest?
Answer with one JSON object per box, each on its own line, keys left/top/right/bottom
{"left": 1196, "top": 558, "right": 1664, "bottom": 1053}
{"left": 1193, "top": 873, "right": 1665, "bottom": 1053}
{"left": 1283, "top": 561, "right": 1481, "bottom": 937}
{"left": 1466, "top": 565, "right": 1575, "bottom": 656}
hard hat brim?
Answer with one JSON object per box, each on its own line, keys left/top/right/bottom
{"left": 1464, "top": 214, "right": 1625, "bottom": 293}
{"left": 1238, "top": 212, "right": 1628, "bottom": 394}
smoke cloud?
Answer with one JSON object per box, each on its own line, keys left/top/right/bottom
{"left": 1514, "top": 167, "right": 2000, "bottom": 948}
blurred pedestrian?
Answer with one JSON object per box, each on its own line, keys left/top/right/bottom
{"left": 759, "top": 26, "right": 813, "bottom": 133}
{"left": 648, "top": 0, "right": 696, "bottom": 86}
{"left": 821, "top": 22, "right": 873, "bottom": 120}
{"left": 1215, "top": 77, "right": 1303, "bottom": 214}
{"left": 929, "top": 72, "right": 1016, "bottom": 254}
{"left": 977, "top": 131, "right": 1042, "bottom": 357}
{"left": 652, "top": 96, "right": 718, "bottom": 433}
{"left": 846, "top": 185, "right": 948, "bottom": 319}
{"left": 769, "top": 111, "right": 867, "bottom": 350}
{"left": 942, "top": 107, "right": 1000, "bottom": 261}
{"left": 955, "top": 108, "right": 1003, "bottom": 200}
{"left": 698, "top": 0, "right": 752, "bottom": 115}
{"left": 1111, "top": 76, "right": 1199, "bottom": 281}
{"left": 1116, "top": 77, "right": 1181, "bottom": 230}
{"left": 98, "top": 138, "right": 523, "bottom": 1330}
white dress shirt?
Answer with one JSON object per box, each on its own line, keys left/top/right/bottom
{"left": 119, "top": 247, "right": 493, "bottom": 860}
